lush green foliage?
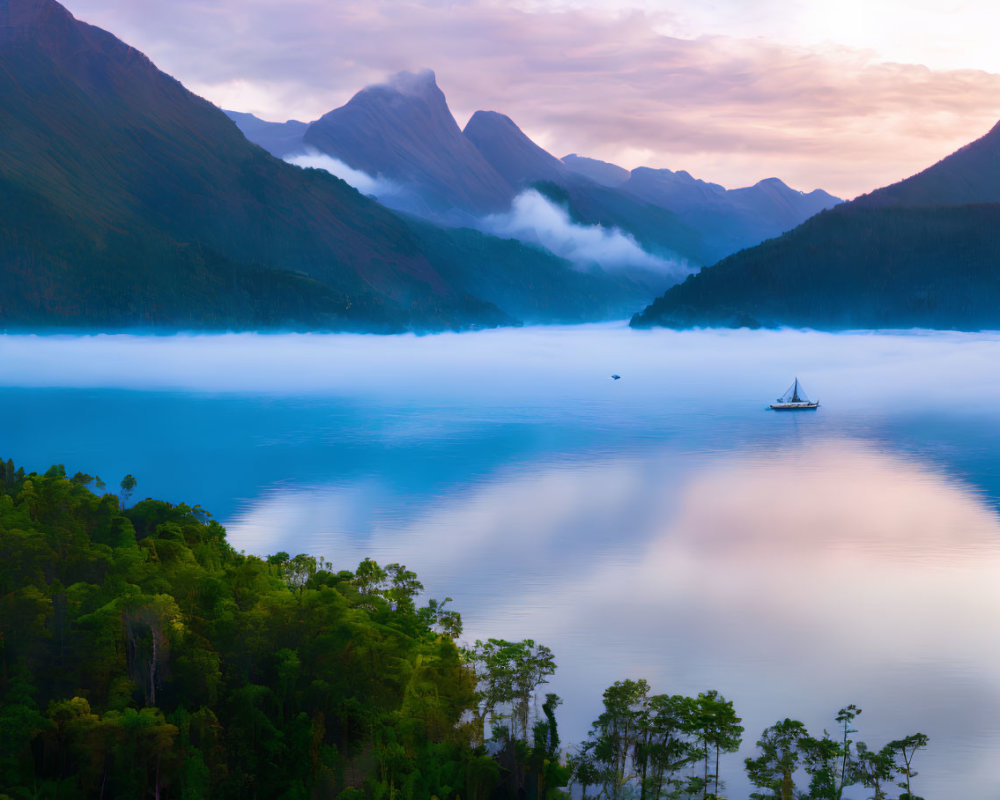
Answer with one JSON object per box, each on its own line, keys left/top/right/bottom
{"left": 568, "top": 683, "right": 929, "bottom": 800}
{"left": 0, "top": 463, "right": 502, "bottom": 799}
{"left": 570, "top": 679, "right": 743, "bottom": 800}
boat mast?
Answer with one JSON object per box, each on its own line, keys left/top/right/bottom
{"left": 791, "top": 377, "right": 800, "bottom": 403}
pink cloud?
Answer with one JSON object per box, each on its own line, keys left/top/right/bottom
{"left": 62, "top": 0, "right": 1000, "bottom": 197}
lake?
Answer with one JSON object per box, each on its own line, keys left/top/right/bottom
{"left": 2, "top": 324, "right": 999, "bottom": 798}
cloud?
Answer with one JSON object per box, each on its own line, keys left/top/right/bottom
{"left": 62, "top": 0, "right": 1000, "bottom": 198}
{"left": 284, "top": 149, "right": 407, "bottom": 202}
{"left": 478, "top": 189, "right": 688, "bottom": 275}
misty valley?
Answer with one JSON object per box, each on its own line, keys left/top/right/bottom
{"left": 2, "top": 325, "right": 1000, "bottom": 798}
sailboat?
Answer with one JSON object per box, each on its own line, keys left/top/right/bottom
{"left": 769, "top": 377, "right": 819, "bottom": 410}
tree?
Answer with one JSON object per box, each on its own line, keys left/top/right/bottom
{"left": 466, "top": 638, "right": 556, "bottom": 743}
{"left": 641, "top": 693, "right": 697, "bottom": 800}
{"left": 888, "top": 732, "right": 928, "bottom": 800}
{"left": 589, "top": 678, "right": 650, "bottom": 800}
{"left": 418, "top": 596, "right": 463, "bottom": 639}
{"left": 854, "top": 741, "right": 895, "bottom": 800}
{"left": 568, "top": 744, "right": 601, "bottom": 800}
{"left": 688, "top": 690, "right": 743, "bottom": 800}
{"left": 800, "top": 732, "right": 842, "bottom": 800}
{"left": 119, "top": 474, "right": 137, "bottom": 507}
{"left": 836, "top": 704, "right": 862, "bottom": 794}
{"left": 529, "top": 693, "right": 570, "bottom": 798}
{"left": 800, "top": 705, "right": 862, "bottom": 800}
{"left": 283, "top": 553, "right": 322, "bottom": 595}
{"left": 745, "top": 718, "right": 807, "bottom": 800}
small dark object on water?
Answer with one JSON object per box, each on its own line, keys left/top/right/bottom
{"left": 611, "top": 374, "right": 621, "bottom": 380}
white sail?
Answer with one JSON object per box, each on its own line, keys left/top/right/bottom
{"left": 777, "top": 377, "right": 812, "bottom": 404}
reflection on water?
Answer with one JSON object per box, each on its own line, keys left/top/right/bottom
{"left": 226, "top": 441, "right": 1000, "bottom": 799}
{"left": 3, "top": 325, "right": 1000, "bottom": 797}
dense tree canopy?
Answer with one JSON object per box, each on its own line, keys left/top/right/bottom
{"left": 0, "top": 462, "right": 495, "bottom": 799}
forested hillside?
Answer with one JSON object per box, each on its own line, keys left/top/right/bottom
{"left": 0, "top": 464, "right": 501, "bottom": 798}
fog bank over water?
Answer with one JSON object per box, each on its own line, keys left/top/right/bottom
{"left": 3, "top": 324, "right": 1000, "bottom": 404}
{"left": 4, "top": 324, "right": 1000, "bottom": 797}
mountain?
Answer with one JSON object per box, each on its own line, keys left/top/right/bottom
{"left": 854, "top": 120, "right": 1000, "bottom": 208}
{"left": 460, "top": 111, "right": 711, "bottom": 264}
{"left": 623, "top": 168, "right": 841, "bottom": 260}
{"left": 463, "top": 110, "right": 568, "bottom": 188}
{"left": 631, "top": 122, "right": 1000, "bottom": 331}
{"left": 404, "top": 216, "right": 659, "bottom": 323}
{"left": 561, "top": 154, "right": 630, "bottom": 187}
{"left": 230, "top": 71, "right": 842, "bottom": 276}
{"left": 0, "top": 0, "right": 519, "bottom": 330}
{"left": 455, "top": 107, "right": 839, "bottom": 264}
{"left": 302, "top": 70, "right": 512, "bottom": 213}
{"left": 224, "top": 110, "right": 307, "bottom": 159}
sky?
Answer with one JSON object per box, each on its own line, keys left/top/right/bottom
{"left": 60, "top": 0, "right": 1000, "bottom": 198}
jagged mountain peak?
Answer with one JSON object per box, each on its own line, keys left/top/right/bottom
{"left": 303, "top": 70, "right": 512, "bottom": 212}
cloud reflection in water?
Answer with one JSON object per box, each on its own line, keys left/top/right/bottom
{"left": 227, "top": 437, "right": 1000, "bottom": 799}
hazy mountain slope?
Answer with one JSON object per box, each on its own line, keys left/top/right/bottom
{"left": 302, "top": 70, "right": 512, "bottom": 213}
{"left": 529, "top": 181, "right": 712, "bottom": 267}
{"left": 460, "top": 112, "right": 709, "bottom": 264}
{"left": 225, "top": 111, "right": 307, "bottom": 158}
{"left": 561, "top": 154, "right": 630, "bottom": 187}
{"left": 463, "top": 110, "right": 568, "bottom": 188}
{"left": 405, "top": 218, "right": 658, "bottom": 323}
{"left": 0, "top": 0, "right": 507, "bottom": 330}
{"left": 854, "top": 121, "right": 1000, "bottom": 208}
{"left": 631, "top": 122, "right": 1000, "bottom": 331}
{"left": 623, "top": 169, "right": 841, "bottom": 260}
{"left": 461, "top": 109, "right": 838, "bottom": 264}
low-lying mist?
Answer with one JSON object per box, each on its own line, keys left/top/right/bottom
{"left": 285, "top": 149, "right": 412, "bottom": 206}
{"left": 479, "top": 189, "right": 689, "bottom": 276}
{"left": 285, "top": 153, "right": 685, "bottom": 275}
{"left": 3, "top": 325, "right": 1000, "bottom": 407}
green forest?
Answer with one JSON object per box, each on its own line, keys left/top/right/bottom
{"left": 0, "top": 463, "right": 928, "bottom": 799}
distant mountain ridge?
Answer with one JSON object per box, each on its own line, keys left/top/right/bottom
{"left": 230, "top": 74, "right": 841, "bottom": 267}
{"left": 631, "top": 121, "right": 1000, "bottom": 331}
{"left": 621, "top": 168, "right": 840, "bottom": 260}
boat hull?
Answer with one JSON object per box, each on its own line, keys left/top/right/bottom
{"left": 769, "top": 402, "right": 819, "bottom": 410}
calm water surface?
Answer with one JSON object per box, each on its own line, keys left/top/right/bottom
{"left": 2, "top": 324, "right": 1000, "bottom": 798}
